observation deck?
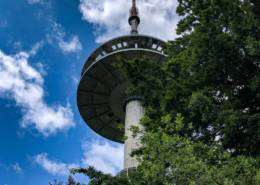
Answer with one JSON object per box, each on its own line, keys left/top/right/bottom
{"left": 77, "top": 34, "right": 168, "bottom": 143}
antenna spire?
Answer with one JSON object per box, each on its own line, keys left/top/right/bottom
{"left": 128, "top": 0, "right": 140, "bottom": 34}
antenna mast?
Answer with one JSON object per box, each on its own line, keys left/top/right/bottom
{"left": 128, "top": 0, "right": 140, "bottom": 34}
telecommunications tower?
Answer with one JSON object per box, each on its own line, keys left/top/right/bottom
{"left": 77, "top": 0, "right": 168, "bottom": 176}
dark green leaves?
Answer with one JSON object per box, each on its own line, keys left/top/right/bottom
{"left": 70, "top": 0, "right": 260, "bottom": 184}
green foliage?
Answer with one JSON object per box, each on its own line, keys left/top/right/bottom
{"left": 69, "top": 166, "right": 143, "bottom": 185}
{"left": 135, "top": 114, "right": 260, "bottom": 184}
{"left": 117, "top": 0, "right": 260, "bottom": 157}
{"left": 49, "top": 175, "right": 84, "bottom": 185}
{"left": 117, "top": 123, "right": 128, "bottom": 141}
{"left": 117, "top": 123, "right": 125, "bottom": 132}
{"left": 69, "top": 0, "right": 260, "bottom": 184}
{"left": 69, "top": 115, "right": 260, "bottom": 184}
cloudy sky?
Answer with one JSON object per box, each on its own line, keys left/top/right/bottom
{"left": 0, "top": 0, "right": 179, "bottom": 184}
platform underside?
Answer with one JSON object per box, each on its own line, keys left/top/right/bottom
{"left": 77, "top": 35, "right": 168, "bottom": 143}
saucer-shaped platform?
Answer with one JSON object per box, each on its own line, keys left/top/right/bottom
{"left": 77, "top": 34, "right": 168, "bottom": 143}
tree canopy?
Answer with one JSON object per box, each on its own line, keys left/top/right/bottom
{"left": 121, "top": 0, "right": 260, "bottom": 157}
{"left": 70, "top": 0, "right": 260, "bottom": 184}
{"left": 49, "top": 175, "right": 83, "bottom": 185}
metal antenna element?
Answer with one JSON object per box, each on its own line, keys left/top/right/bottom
{"left": 128, "top": 0, "right": 140, "bottom": 34}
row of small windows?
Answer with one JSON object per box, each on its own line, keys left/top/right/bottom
{"left": 95, "top": 42, "right": 164, "bottom": 61}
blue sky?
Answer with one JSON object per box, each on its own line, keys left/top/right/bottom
{"left": 0, "top": 0, "right": 179, "bottom": 184}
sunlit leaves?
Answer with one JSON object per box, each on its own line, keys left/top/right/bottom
{"left": 70, "top": 0, "right": 260, "bottom": 184}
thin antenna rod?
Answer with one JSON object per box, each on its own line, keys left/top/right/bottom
{"left": 128, "top": 0, "right": 140, "bottom": 34}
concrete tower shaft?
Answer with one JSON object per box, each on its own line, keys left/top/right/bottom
{"left": 124, "top": 99, "right": 144, "bottom": 169}
{"left": 129, "top": 0, "right": 140, "bottom": 34}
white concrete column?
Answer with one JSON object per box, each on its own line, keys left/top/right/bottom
{"left": 124, "top": 100, "right": 144, "bottom": 169}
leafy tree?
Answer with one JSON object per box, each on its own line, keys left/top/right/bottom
{"left": 69, "top": 114, "right": 260, "bottom": 184}
{"left": 69, "top": 0, "right": 260, "bottom": 184}
{"left": 69, "top": 166, "right": 132, "bottom": 185}
{"left": 129, "top": 114, "right": 260, "bottom": 184}
{"left": 118, "top": 0, "right": 260, "bottom": 157}
{"left": 49, "top": 175, "right": 84, "bottom": 185}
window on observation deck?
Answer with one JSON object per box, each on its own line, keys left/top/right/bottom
{"left": 152, "top": 44, "right": 157, "bottom": 49}
{"left": 112, "top": 45, "right": 116, "bottom": 50}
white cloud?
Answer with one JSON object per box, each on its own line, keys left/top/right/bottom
{"left": 34, "top": 140, "right": 124, "bottom": 176}
{"left": 81, "top": 140, "right": 124, "bottom": 175}
{"left": 28, "top": 0, "right": 45, "bottom": 5}
{"left": 71, "top": 76, "right": 79, "bottom": 85}
{"left": 0, "top": 162, "right": 24, "bottom": 174}
{"left": 13, "top": 42, "right": 22, "bottom": 50}
{"left": 13, "top": 163, "right": 24, "bottom": 174}
{"left": 0, "top": 163, "right": 8, "bottom": 170}
{"left": 58, "top": 36, "right": 82, "bottom": 53}
{"left": 35, "top": 10, "right": 44, "bottom": 20}
{"left": 46, "top": 21, "right": 82, "bottom": 54}
{"left": 29, "top": 41, "right": 44, "bottom": 56}
{"left": 33, "top": 153, "right": 76, "bottom": 176}
{"left": 0, "top": 47, "right": 75, "bottom": 136}
{"left": 35, "top": 62, "right": 47, "bottom": 76}
{"left": 78, "top": 0, "right": 180, "bottom": 43}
